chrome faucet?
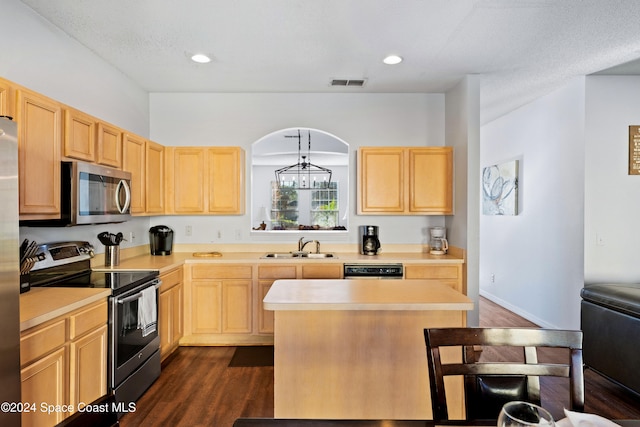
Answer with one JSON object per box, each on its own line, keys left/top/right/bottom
{"left": 298, "top": 237, "right": 320, "bottom": 253}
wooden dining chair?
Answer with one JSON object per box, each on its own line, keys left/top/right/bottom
{"left": 424, "top": 327, "right": 584, "bottom": 422}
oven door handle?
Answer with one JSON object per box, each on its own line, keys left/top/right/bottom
{"left": 117, "top": 291, "right": 144, "bottom": 304}
{"left": 116, "top": 280, "right": 161, "bottom": 304}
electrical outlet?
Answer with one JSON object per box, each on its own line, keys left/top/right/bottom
{"left": 490, "top": 273, "right": 495, "bottom": 283}
{"left": 235, "top": 229, "right": 242, "bottom": 240}
{"left": 185, "top": 225, "right": 192, "bottom": 236}
{"left": 129, "top": 231, "right": 136, "bottom": 242}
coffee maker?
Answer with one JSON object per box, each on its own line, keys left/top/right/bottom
{"left": 429, "top": 226, "right": 448, "bottom": 255}
{"left": 149, "top": 225, "right": 174, "bottom": 255}
{"left": 359, "top": 225, "right": 381, "bottom": 255}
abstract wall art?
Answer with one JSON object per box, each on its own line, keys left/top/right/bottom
{"left": 482, "top": 160, "right": 519, "bottom": 215}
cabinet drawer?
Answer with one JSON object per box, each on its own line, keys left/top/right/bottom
{"left": 192, "top": 264, "right": 253, "bottom": 279}
{"left": 258, "top": 265, "right": 297, "bottom": 279}
{"left": 161, "top": 267, "right": 182, "bottom": 289}
{"left": 69, "top": 301, "right": 108, "bottom": 340}
{"left": 404, "top": 265, "right": 459, "bottom": 279}
{"left": 301, "top": 264, "right": 342, "bottom": 279}
{"left": 20, "top": 319, "right": 66, "bottom": 366}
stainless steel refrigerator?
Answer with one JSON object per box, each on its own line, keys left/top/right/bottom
{"left": 0, "top": 116, "right": 22, "bottom": 426}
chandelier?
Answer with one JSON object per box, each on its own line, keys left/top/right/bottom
{"left": 275, "top": 129, "right": 332, "bottom": 189}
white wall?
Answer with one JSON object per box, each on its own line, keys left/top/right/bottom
{"left": 584, "top": 75, "right": 640, "bottom": 283}
{"left": 2, "top": 0, "right": 152, "bottom": 254}
{"left": 480, "top": 77, "right": 585, "bottom": 329}
{"left": 149, "top": 92, "right": 450, "bottom": 246}
{"left": 445, "top": 75, "right": 481, "bottom": 326}
{"left": 0, "top": 0, "right": 149, "bottom": 135}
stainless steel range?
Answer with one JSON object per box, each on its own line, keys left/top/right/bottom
{"left": 29, "top": 241, "right": 161, "bottom": 417}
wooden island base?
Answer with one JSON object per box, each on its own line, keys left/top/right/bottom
{"left": 265, "top": 279, "right": 474, "bottom": 420}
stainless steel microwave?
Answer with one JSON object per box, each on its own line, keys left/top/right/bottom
{"left": 22, "top": 161, "right": 132, "bottom": 226}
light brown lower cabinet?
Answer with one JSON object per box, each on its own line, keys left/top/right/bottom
{"left": 183, "top": 264, "right": 254, "bottom": 344}
{"left": 182, "top": 262, "right": 342, "bottom": 344}
{"left": 404, "top": 263, "right": 465, "bottom": 294}
{"left": 21, "top": 347, "right": 66, "bottom": 427}
{"left": 20, "top": 300, "right": 108, "bottom": 427}
{"left": 257, "top": 263, "right": 343, "bottom": 335}
{"left": 159, "top": 267, "right": 183, "bottom": 361}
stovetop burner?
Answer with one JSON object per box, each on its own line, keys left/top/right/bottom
{"left": 30, "top": 241, "right": 158, "bottom": 295}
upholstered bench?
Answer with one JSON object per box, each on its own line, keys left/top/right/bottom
{"left": 580, "top": 283, "right": 640, "bottom": 396}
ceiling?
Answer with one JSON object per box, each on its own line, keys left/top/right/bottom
{"left": 19, "top": 0, "right": 640, "bottom": 123}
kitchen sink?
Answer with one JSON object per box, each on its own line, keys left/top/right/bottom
{"left": 305, "top": 253, "right": 337, "bottom": 258}
{"left": 261, "top": 252, "right": 337, "bottom": 259}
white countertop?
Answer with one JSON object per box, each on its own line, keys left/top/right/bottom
{"left": 263, "top": 279, "right": 474, "bottom": 311}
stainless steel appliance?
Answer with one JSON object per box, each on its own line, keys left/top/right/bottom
{"left": 149, "top": 225, "right": 174, "bottom": 255}
{"left": 30, "top": 241, "right": 161, "bottom": 417}
{"left": 0, "top": 116, "right": 23, "bottom": 426}
{"left": 343, "top": 263, "right": 403, "bottom": 279}
{"left": 358, "top": 225, "right": 381, "bottom": 255}
{"left": 21, "top": 161, "right": 132, "bottom": 226}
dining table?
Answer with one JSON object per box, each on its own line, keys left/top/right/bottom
{"left": 233, "top": 419, "right": 640, "bottom": 427}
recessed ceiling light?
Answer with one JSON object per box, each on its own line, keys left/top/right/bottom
{"left": 191, "top": 53, "right": 211, "bottom": 64}
{"left": 383, "top": 55, "right": 403, "bottom": 65}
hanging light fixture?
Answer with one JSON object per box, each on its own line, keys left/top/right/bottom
{"left": 275, "top": 129, "right": 332, "bottom": 189}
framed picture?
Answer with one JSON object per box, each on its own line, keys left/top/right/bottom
{"left": 482, "top": 160, "right": 519, "bottom": 215}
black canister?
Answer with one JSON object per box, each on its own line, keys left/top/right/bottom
{"left": 149, "top": 225, "right": 174, "bottom": 255}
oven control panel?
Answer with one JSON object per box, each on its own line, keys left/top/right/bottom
{"left": 31, "top": 241, "right": 94, "bottom": 271}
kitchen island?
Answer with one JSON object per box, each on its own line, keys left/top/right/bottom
{"left": 263, "top": 279, "right": 473, "bottom": 420}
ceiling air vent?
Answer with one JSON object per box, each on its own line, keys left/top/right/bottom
{"left": 330, "top": 78, "right": 367, "bottom": 87}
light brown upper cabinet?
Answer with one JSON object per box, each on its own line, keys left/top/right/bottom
{"left": 16, "top": 88, "right": 63, "bottom": 219}
{"left": 63, "top": 107, "right": 96, "bottom": 162}
{"left": 0, "top": 78, "right": 14, "bottom": 118}
{"left": 145, "top": 140, "right": 165, "bottom": 214}
{"left": 407, "top": 147, "right": 453, "bottom": 214}
{"left": 357, "top": 146, "right": 453, "bottom": 215}
{"left": 123, "top": 133, "right": 165, "bottom": 215}
{"left": 96, "top": 121, "right": 122, "bottom": 168}
{"left": 166, "top": 146, "right": 245, "bottom": 215}
{"left": 208, "top": 147, "right": 245, "bottom": 214}
{"left": 123, "top": 133, "right": 146, "bottom": 214}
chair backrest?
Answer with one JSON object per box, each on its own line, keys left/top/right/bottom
{"left": 424, "top": 327, "right": 584, "bottom": 422}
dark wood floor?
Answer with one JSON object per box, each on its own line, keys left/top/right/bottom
{"left": 120, "top": 297, "right": 640, "bottom": 427}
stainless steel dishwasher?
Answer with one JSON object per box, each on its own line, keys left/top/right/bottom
{"left": 343, "top": 263, "right": 403, "bottom": 279}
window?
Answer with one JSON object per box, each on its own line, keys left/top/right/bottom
{"left": 270, "top": 181, "right": 339, "bottom": 230}
{"left": 311, "top": 182, "right": 338, "bottom": 228}
{"left": 252, "top": 128, "right": 348, "bottom": 232}
{"left": 271, "top": 182, "right": 298, "bottom": 230}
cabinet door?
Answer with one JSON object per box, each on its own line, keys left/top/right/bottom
{"left": 145, "top": 141, "right": 165, "bottom": 214}
{"left": 222, "top": 280, "right": 252, "bottom": 333}
{"left": 16, "top": 89, "right": 62, "bottom": 219}
{"left": 171, "top": 147, "right": 206, "bottom": 213}
{"left": 0, "top": 78, "right": 14, "bottom": 118}
{"left": 21, "top": 347, "right": 67, "bottom": 427}
{"left": 404, "top": 264, "right": 463, "bottom": 293}
{"left": 122, "top": 133, "right": 146, "bottom": 214}
{"left": 63, "top": 108, "right": 96, "bottom": 162}
{"left": 257, "top": 280, "right": 275, "bottom": 334}
{"left": 172, "top": 283, "right": 184, "bottom": 346}
{"left": 408, "top": 147, "right": 453, "bottom": 214}
{"left": 96, "top": 122, "right": 122, "bottom": 168}
{"left": 301, "top": 264, "right": 343, "bottom": 279}
{"left": 357, "top": 147, "right": 405, "bottom": 214}
{"left": 69, "top": 325, "right": 107, "bottom": 409}
{"left": 208, "top": 147, "right": 245, "bottom": 214}
{"left": 192, "top": 280, "right": 222, "bottom": 333}
{"left": 159, "top": 288, "right": 173, "bottom": 359}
